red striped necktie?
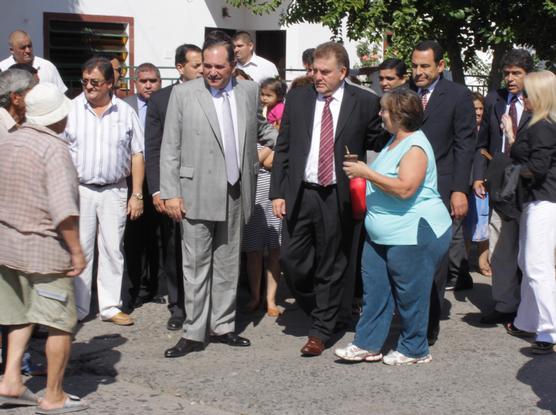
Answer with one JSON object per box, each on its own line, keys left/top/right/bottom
{"left": 318, "top": 96, "right": 334, "bottom": 186}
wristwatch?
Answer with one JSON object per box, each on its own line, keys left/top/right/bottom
{"left": 132, "top": 192, "right": 144, "bottom": 200}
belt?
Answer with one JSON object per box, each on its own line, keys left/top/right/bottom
{"left": 302, "top": 182, "right": 336, "bottom": 191}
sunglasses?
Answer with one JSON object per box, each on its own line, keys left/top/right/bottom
{"left": 137, "top": 78, "right": 159, "bottom": 84}
{"left": 81, "top": 78, "right": 107, "bottom": 88}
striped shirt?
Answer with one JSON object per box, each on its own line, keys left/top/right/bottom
{"left": 64, "top": 93, "right": 144, "bottom": 185}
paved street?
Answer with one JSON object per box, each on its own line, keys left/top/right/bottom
{"left": 2, "top": 271, "right": 556, "bottom": 415}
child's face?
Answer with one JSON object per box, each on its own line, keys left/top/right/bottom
{"left": 260, "top": 87, "right": 279, "bottom": 108}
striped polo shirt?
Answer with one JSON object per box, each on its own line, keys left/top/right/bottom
{"left": 64, "top": 92, "right": 144, "bottom": 185}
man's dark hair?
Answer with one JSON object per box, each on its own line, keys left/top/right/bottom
{"left": 82, "top": 56, "right": 114, "bottom": 83}
{"left": 233, "top": 31, "right": 253, "bottom": 44}
{"left": 203, "top": 30, "right": 235, "bottom": 64}
{"left": 175, "top": 44, "right": 201, "bottom": 66}
{"left": 302, "top": 48, "right": 315, "bottom": 66}
{"left": 414, "top": 40, "right": 444, "bottom": 64}
{"left": 314, "top": 42, "right": 350, "bottom": 71}
{"left": 378, "top": 58, "right": 407, "bottom": 78}
{"left": 500, "top": 49, "right": 534, "bottom": 73}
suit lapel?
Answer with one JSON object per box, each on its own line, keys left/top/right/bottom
{"left": 195, "top": 84, "right": 224, "bottom": 150}
{"left": 494, "top": 89, "right": 508, "bottom": 122}
{"left": 304, "top": 87, "right": 317, "bottom": 139}
{"left": 518, "top": 109, "right": 531, "bottom": 132}
{"left": 335, "top": 83, "right": 355, "bottom": 141}
{"left": 233, "top": 80, "right": 247, "bottom": 166}
{"left": 422, "top": 78, "right": 445, "bottom": 121}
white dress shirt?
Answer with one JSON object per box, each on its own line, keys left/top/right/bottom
{"left": 236, "top": 53, "right": 279, "bottom": 83}
{"left": 64, "top": 93, "right": 144, "bottom": 185}
{"left": 304, "top": 82, "right": 345, "bottom": 184}
{"left": 0, "top": 55, "right": 67, "bottom": 93}
{"left": 209, "top": 80, "right": 241, "bottom": 168}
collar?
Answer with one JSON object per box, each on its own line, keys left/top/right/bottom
{"left": 83, "top": 93, "right": 118, "bottom": 112}
{"left": 137, "top": 94, "right": 148, "bottom": 107}
{"left": 0, "top": 107, "right": 17, "bottom": 131}
{"left": 507, "top": 91, "right": 523, "bottom": 104}
{"left": 318, "top": 80, "right": 345, "bottom": 102}
{"left": 418, "top": 77, "right": 440, "bottom": 95}
{"left": 209, "top": 79, "right": 233, "bottom": 97}
{"left": 240, "top": 53, "right": 261, "bottom": 67}
{"left": 20, "top": 122, "right": 66, "bottom": 141}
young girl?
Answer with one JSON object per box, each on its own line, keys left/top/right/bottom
{"left": 243, "top": 78, "right": 287, "bottom": 317}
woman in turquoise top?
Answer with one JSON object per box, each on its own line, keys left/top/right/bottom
{"left": 335, "top": 89, "right": 452, "bottom": 365}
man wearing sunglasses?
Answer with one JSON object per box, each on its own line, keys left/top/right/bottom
{"left": 121, "top": 63, "right": 163, "bottom": 313}
{"left": 0, "top": 30, "right": 67, "bottom": 93}
{"left": 473, "top": 49, "right": 534, "bottom": 325}
{"left": 64, "top": 56, "right": 145, "bottom": 326}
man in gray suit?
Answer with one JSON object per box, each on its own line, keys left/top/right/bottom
{"left": 161, "top": 31, "right": 276, "bottom": 358}
{"left": 122, "top": 63, "right": 162, "bottom": 313}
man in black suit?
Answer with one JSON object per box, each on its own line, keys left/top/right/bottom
{"left": 145, "top": 44, "right": 202, "bottom": 330}
{"left": 270, "top": 42, "right": 386, "bottom": 356}
{"left": 473, "top": 49, "right": 534, "bottom": 325}
{"left": 411, "top": 40, "right": 476, "bottom": 344}
{"left": 121, "top": 63, "right": 162, "bottom": 313}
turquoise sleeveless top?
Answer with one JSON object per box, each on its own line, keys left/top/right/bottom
{"left": 365, "top": 130, "right": 451, "bottom": 245}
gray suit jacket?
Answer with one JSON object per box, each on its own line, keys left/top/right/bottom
{"left": 160, "top": 77, "right": 276, "bottom": 223}
{"left": 124, "top": 95, "right": 139, "bottom": 114}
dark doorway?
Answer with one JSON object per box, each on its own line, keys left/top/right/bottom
{"left": 256, "top": 30, "right": 286, "bottom": 79}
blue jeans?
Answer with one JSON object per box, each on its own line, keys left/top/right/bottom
{"left": 354, "top": 219, "right": 451, "bottom": 358}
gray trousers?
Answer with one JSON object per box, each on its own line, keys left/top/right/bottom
{"left": 180, "top": 183, "right": 242, "bottom": 342}
{"left": 490, "top": 209, "right": 521, "bottom": 313}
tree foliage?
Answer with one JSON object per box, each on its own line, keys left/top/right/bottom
{"left": 228, "top": 0, "right": 556, "bottom": 88}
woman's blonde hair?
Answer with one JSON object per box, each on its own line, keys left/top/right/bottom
{"left": 524, "top": 70, "right": 556, "bottom": 126}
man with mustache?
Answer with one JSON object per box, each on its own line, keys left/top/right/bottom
{"left": 160, "top": 31, "right": 276, "bottom": 358}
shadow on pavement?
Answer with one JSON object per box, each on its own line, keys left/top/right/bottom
{"left": 516, "top": 347, "right": 556, "bottom": 413}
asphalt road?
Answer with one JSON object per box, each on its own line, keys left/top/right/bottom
{"left": 2, "top": 271, "right": 556, "bottom": 415}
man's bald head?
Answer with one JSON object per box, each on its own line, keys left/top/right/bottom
{"left": 8, "top": 30, "right": 33, "bottom": 64}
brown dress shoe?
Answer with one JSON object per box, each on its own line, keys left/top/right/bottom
{"left": 103, "top": 312, "right": 134, "bottom": 326}
{"left": 300, "top": 336, "right": 325, "bottom": 356}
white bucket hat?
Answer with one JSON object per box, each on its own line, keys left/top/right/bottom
{"left": 25, "top": 82, "right": 71, "bottom": 126}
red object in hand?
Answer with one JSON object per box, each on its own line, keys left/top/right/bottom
{"left": 350, "top": 177, "right": 367, "bottom": 220}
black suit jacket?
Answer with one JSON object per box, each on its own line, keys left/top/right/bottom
{"left": 473, "top": 88, "right": 531, "bottom": 182}
{"left": 269, "top": 82, "right": 387, "bottom": 220}
{"left": 145, "top": 84, "right": 175, "bottom": 195}
{"left": 415, "top": 78, "right": 476, "bottom": 204}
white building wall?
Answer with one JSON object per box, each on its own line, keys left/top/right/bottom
{"left": 0, "top": 0, "right": 363, "bottom": 82}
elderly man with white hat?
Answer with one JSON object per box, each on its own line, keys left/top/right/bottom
{"left": 0, "top": 83, "right": 88, "bottom": 414}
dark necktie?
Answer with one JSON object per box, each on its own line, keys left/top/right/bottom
{"left": 318, "top": 96, "right": 334, "bottom": 186}
{"left": 420, "top": 89, "right": 430, "bottom": 110}
{"left": 507, "top": 95, "right": 519, "bottom": 151}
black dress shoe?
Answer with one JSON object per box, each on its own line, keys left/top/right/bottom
{"left": 167, "top": 316, "right": 184, "bottom": 331}
{"left": 454, "top": 275, "right": 474, "bottom": 291}
{"left": 210, "top": 332, "right": 250, "bottom": 347}
{"left": 428, "top": 325, "right": 439, "bottom": 346}
{"left": 151, "top": 295, "right": 167, "bottom": 304}
{"left": 164, "top": 338, "right": 205, "bottom": 358}
{"left": 480, "top": 310, "right": 516, "bottom": 325}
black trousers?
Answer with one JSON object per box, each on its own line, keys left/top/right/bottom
{"left": 281, "top": 184, "right": 351, "bottom": 342}
{"left": 160, "top": 215, "right": 184, "bottom": 319}
{"left": 428, "top": 174, "right": 469, "bottom": 336}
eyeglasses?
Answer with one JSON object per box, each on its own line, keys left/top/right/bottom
{"left": 81, "top": 78, "right": 107, "bottom": 88}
